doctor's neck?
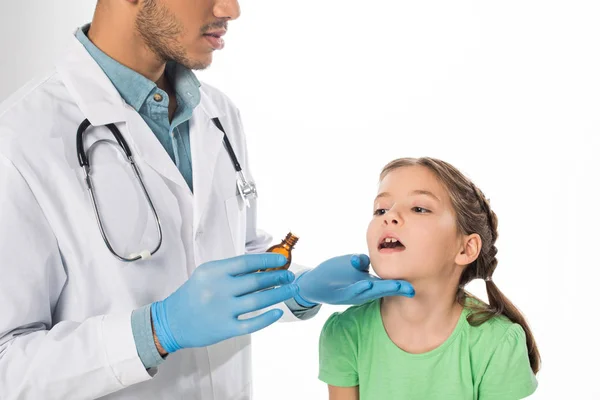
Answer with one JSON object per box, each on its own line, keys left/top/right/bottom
{"left": 88, "top": 2, "right": 172, "bottom": 88}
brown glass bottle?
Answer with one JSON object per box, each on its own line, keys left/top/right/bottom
{"left": 262, "top": 232, "right": 299, "bottom": 272}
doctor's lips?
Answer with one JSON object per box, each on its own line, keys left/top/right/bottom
{"left": 203, "top": 29, "right": 227, "bottom": 50}
{"left": 378, "top": 233, "right": 406, "bottom": 252}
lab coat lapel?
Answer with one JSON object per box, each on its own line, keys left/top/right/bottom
{"left": 122, "top": 108, "right": 190, "bottom": 191}
{"left": 190, "top": 91, "right": 226, "bottom": 237}
{"left": 56, "top": 32, "right": 190, "bottom": 192}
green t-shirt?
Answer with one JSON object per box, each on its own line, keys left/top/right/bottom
{"left": 319, "top": 299, "right": 538, "bottom": 400}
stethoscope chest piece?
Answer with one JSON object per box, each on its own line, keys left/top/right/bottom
{"left": 236, "top": 170, "right": 258, "bottom": 208}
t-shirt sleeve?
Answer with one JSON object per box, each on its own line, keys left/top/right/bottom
{"left": 318, "top": 312, "right": 359, "bottom": 387}
{"left": 479, "top": 324, "right": 538, "bottom": 399}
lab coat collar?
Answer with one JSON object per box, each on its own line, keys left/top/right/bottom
{"left": 55, "top": 31, "right": 127, "bottom": 126}
{"left": 56, "top": 29, "right": 226, "bottom": 122}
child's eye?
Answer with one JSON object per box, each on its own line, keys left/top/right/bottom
{"left": 412, "top": 207, "right": 431, "bottom": 214}
{"left": 373, "top": 209, "right": 387, "bottom": 216}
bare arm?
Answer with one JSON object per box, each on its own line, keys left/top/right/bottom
{"left": 328, "top": 385, "right": 359, "bottom": 400}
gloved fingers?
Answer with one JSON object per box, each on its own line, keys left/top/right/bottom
{"left": 335, "top": 280, "right": 374, "bottom": 301}
{"left": 225, "top": 253, "right": 288, "bottom": 276}
{"left": 234, "top": 270, "right": 296, "bottom": 296}
{"left": 235, "top": 283, "right": 298, "bottom": 315}
{"left": 236, "top": 309, "right": 284, "bottom": 336}
{"left": 355, "top": 280, "right": 415, "bottom": 302}
{"left": 350, "top": 254, "right": 371, "bottom": 272}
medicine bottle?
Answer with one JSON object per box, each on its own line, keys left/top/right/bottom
{"left": 263, "top": 232, "right": 299, "bottom": 272}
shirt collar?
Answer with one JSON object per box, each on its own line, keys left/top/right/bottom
{"left": 75, "top": 24, "right": 200, "bottom": 112}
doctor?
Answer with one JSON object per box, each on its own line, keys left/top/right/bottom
{"left": 0, "top": 0, "right": 415, "bottom": 399}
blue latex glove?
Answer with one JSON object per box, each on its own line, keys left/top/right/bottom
{"left": 151, "top": 253, "right": 297, "bottom": 353}
{"left": 294, "top": 254, "right": 415, "bottom": 307}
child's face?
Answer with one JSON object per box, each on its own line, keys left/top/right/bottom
{"left": 367, "top": 165, "right": 464, "bottom": 283}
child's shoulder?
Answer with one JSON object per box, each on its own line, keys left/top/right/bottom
{"left": 463, "top": 298, "right": 528, "bottom": 352}
{"left": 462, "top": 301, "right": 533, "bottom": 386}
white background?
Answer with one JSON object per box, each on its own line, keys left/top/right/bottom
{"left": 1, "top": 1, "right": 599, "bottom": 399}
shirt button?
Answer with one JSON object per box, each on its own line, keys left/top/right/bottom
{"left": 153, "top": 93, "right": 163, "bottom": 102}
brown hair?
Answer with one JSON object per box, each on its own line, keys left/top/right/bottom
{"left": 380, "top": 157, "right": 540, "bottom": 374}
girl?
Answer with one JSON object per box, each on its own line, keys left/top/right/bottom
{"left": 318, "top": 157, "right": 540, "bottom": 400}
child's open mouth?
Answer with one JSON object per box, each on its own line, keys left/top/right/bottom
{"left": 378, "top": 237, "right": 406, "bottom": 252}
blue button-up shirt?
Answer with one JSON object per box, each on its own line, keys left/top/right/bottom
{"left": 76, "top": 25, "right": 317, "bottom": 370}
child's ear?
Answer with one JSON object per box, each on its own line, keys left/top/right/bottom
{"left": 455, "top": 234, "right": 482, "bottom": 267}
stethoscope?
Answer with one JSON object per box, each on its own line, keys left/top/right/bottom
{"left": 76, "top": 117, "right": 257, "bottom": 263}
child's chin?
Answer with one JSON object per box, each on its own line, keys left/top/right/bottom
{"left": 372, "top": 266, "right": 410, "bottom": 281}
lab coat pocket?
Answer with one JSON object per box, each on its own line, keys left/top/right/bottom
{"left": 225, "top": 194, "right": 246, "bottom": 255}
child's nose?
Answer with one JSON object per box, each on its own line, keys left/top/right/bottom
{"left": 384, "top": 209, "right": 402, "bottom": 225}
{"left": 384, "top": 216, "right": 399, "bottom": 225}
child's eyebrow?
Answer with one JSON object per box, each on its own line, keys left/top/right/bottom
{"left": 374, "top": 190, "right": 440, "bottom": 202}
{"left": 374, "top": 192, "right": 391, "bottom": 202}
{"left": 410, "top": 190, "right": 440, "bottom": 202}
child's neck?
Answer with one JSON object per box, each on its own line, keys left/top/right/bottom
{"left": 380, "top": 280, "right": 463, "bottom": 354}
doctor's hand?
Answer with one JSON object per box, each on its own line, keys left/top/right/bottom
{"left": 150, "top": 253, "right": 297, "bottom": 354}
{"left": 293, "top": 254, "right": 414, "bottom": 307}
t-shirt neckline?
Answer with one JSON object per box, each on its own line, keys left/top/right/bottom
{"left": 374, "top": 298, "right": 469, "bottom": 360}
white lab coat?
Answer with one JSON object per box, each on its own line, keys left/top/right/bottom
{"left": 0, "top": 32, "right": 305, "bottom": 400}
